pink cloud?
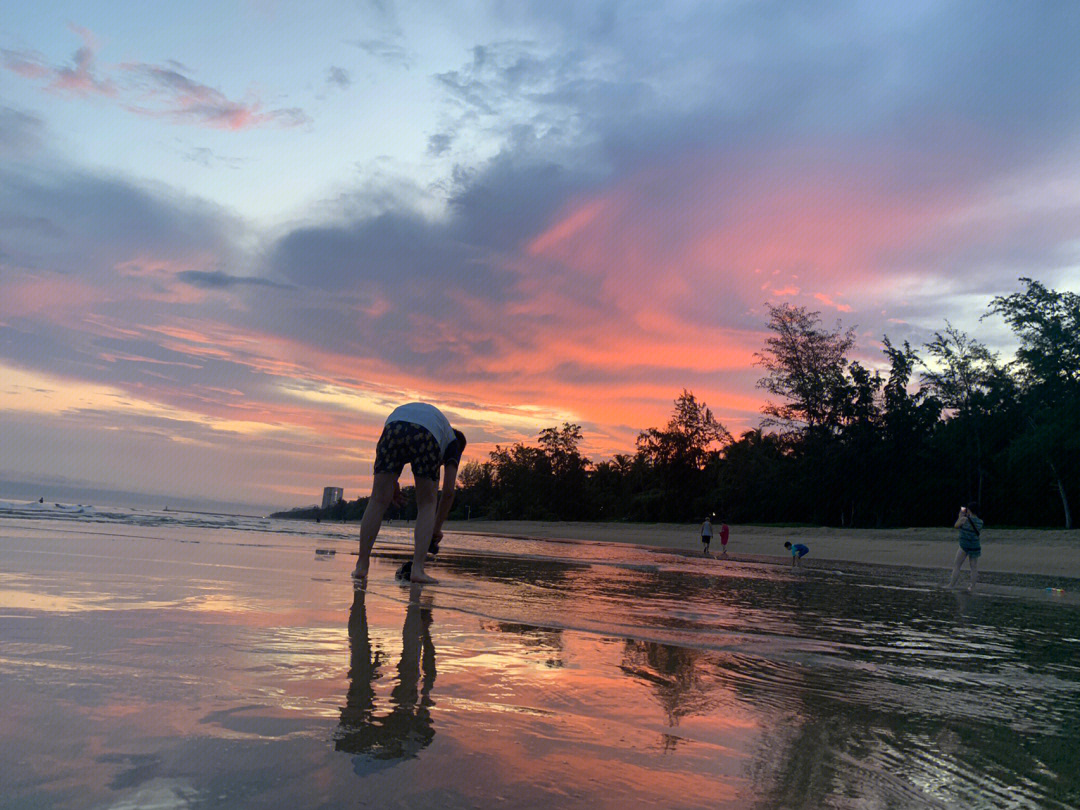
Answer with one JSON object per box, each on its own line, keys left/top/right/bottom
{"left": 52, "top": 25, "right": 115, "bottom": 95}
{"left": 3, "top": 26, "right": 307, "bottom": 130}
{"left": 4, "top": 55, "right": 53, "bottom": 81}
{"left": 527, "top": 196, "right": 613, "bottom": 256}
{"left": 465, "top": 144, "right": 991, "bottom": 439}
{"left": 520, "top": 147, "right": 976, "bottom": 355}
{"left": 2, "top": 25, "right": 115, "bottom": 97}
{"left": 0, "top": 273, "right": 115, "bottom": 325}
{"left": 120, "top": 63, "right": 308, "bottom": 129}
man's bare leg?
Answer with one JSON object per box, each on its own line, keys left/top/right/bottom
{"left": 968, "top": 555, "right": 979, "bottom": 593}
{"left": 352, "top": 472, "right": 398, "bottom": 580}
{"left": 408, "top": 477, "right": 439, "bottom": 583}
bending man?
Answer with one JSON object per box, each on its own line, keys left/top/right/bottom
{"left": 353, "top": 402, "right": 466, "bottom": 584}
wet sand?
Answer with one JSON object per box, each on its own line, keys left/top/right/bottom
{"left": 446, "top": 520, "right": 1080, "bottom": 579}
{"left": 2, "top": 514, "right": 1079, "bottom": 808}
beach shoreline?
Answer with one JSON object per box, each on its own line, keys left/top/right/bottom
{"left": 445, "top": 520, "right": 1080, "bottom": 579}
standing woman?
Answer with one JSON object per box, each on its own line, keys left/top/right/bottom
{"left": 947, "top": 502, "right": 983, "bottom": 592}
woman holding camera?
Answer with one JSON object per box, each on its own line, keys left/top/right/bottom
{"left": 947, "top": 502, "right": 983, "bottom": 592}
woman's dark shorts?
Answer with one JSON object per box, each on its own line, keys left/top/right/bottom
{"left": 374, "top": 420, "right": 443, "bottom": 482}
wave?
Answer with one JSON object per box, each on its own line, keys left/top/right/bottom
{"left": 0, "top": 498, "right": 351, "bottom": 539}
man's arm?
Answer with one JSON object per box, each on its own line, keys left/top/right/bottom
{"left": 432, "top": 461, "right": 460, "bottom": 539}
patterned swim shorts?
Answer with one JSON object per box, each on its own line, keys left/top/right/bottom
{"left": 373, "top": 420, "right": 443, "bottom": 482}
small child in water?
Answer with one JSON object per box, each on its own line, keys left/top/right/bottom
{"left": 784, "top": 541, "right": 809, "bottom": 567}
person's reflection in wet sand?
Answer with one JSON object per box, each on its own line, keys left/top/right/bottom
{"left": 336, "top": 583, "right": 437, "bottom": 772}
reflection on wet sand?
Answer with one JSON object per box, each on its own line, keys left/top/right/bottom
{"left": 3, "top": 516, "right": 1079, "bottom": 809}
{"left": 336, "top": 583, "right": 437, "bottom": 772}
{"left": 482, "top": 621, "right": 565, "bottom": 669}
{"left": 432, "top": 549, "right": 1080, "bottom": 807}
{"left": 620, "top": 641, "right": 714, "bottom": 729}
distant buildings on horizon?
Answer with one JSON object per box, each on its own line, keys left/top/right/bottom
{"left": 321, "top": 487, "right": 344, "bottom": 510}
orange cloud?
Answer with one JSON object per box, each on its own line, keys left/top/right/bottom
{"left": 813, "top": 293, "right": 852, "bottom": 312}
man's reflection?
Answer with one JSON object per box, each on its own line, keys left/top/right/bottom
{"left": 336, "top": 583, "right": 437, "bottom": 771}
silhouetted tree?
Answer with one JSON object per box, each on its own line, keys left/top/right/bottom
{"left": 990, "top": 278, "right": 1080, "bottom": 527}
{"left": 756, "top": 303, "right": 856, "bottom": 433}
{"left": 921, "top": 322, "right": 998, "bottom": 505}
{"left": 635, "top": 390, "right": 731, "bottom": 520}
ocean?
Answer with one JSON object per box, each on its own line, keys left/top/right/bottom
{"left": 1, "top": 500, "right": 1078, "bottom": 808}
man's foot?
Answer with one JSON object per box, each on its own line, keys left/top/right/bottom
{"left": 351, "top": 566, "right": 368, "bottom": 581}
{"left": 408, "top": 570, "right": 438, "bottom": 584}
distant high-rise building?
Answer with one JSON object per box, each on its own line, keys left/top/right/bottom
{"left": 321, "top": 487, "right": 344, "bottom": 509}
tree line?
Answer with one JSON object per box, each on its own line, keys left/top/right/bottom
{"left": 452, "top": 278, "right": 1078, "bottom": 529}
{"left": 289, "top": 278, "right": 1077, "bottom": 529}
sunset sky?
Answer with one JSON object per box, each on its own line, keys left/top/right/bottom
{"left": 2, "top": 2, "right": 1079, "bottom": 512}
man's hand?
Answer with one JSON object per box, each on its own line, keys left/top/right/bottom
{"left": 392, "top": 481, "right": 407, "bottom": 508}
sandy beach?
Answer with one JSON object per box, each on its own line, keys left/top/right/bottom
{"left": 446, "top": 520, "right": 1080, "bottom": 579}
{"left": 3, "top": 507, "right": 1079, "bottom": 808}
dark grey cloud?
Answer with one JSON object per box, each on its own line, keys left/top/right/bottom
{"left": 0, "top": 211, "right": 64, "bottom": 238}
{"left": 326, "top": 66, "right": 351, "bottom": 88}
{"left": 432, "top": 2, "right": 1080, "bottom": 189}
{"left": 269, "top": 146, "right": 598, "bottom": 292}
{"left": 352, "top": 37, "right": 412, "bottom": 69}
{"left": 433, "top": 41, "right": 595, "bottom": 126}
{"left": 0, "top": 106, "right": 46, "bottom": 156}
{"left": 176, "top": 270, "right": 292, "bottom": 290}
{"left": 0, "top": 165, "right": 243, "bottom": 277}
{"left": 427, "top": 132, "right": 452, "bottom": 156}
{"left": 181, "top": 146, "right": 244, "bottom": 169}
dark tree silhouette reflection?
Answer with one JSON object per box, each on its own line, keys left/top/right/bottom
{"left": 620, "top": 640, "right": 717, "bottom": 729}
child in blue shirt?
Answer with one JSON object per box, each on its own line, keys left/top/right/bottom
{"left": 784, "top": 541, "right": 809, "bottom": 567}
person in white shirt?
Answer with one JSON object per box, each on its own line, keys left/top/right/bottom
{"left": 700, "top": 517, "right": 713, "bottom": 556}
{"left": 352, "top": 403, "right": 466, "bottom": 584}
